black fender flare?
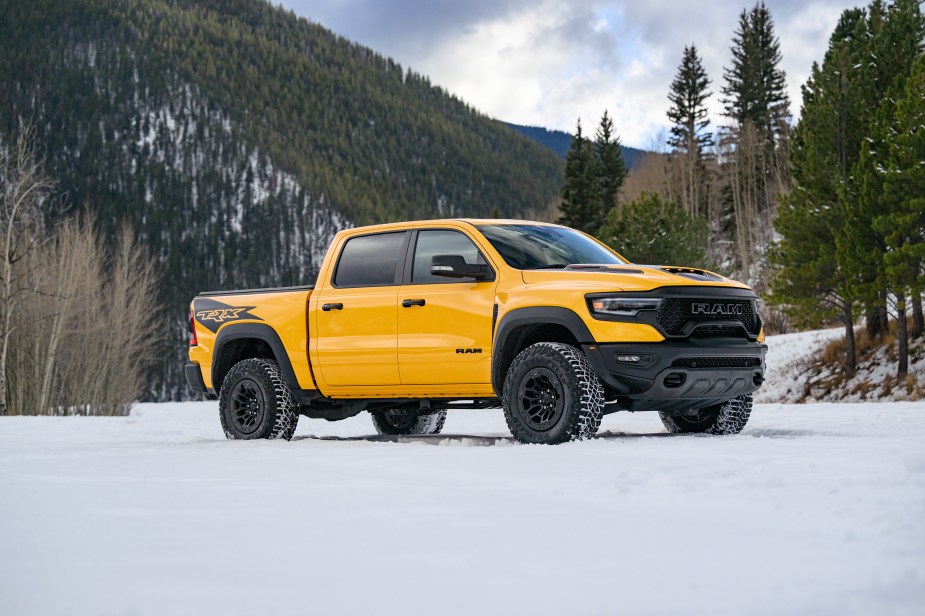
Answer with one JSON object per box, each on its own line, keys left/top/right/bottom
{"left": 212, "top": 323, "right": 301, "bottom": 393}
{"left": 491, "top": 306, "right": 595, "bottom": 395}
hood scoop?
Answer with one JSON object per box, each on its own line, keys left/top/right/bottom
{"left": 658, "top": 266, "right": 723, "bottom": 282}
{"left": 563, "top": 264, "right": 645, "bottom": 274}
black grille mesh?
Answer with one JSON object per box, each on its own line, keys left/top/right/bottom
{"left": 691, "top": 325, "right": 746, "bottom": 337}
{"left": 656, "top": 298, "right": 758, "bottom": 336}
{"left": 671, "top": 357, "right": 762, "bottom": 369}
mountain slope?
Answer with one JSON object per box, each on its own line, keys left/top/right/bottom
{"left": 0, "top": 0, "right": 564, "bottom": 398}
{"left": 505, "top": 122, "right": 646, "bottom": 168}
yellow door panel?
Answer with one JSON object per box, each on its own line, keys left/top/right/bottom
{"left": 314, "top": 287, "right": 400, "bottom": 386}
{"left": 398, "top": 229, "right": 497, "bottom": 385}
{"left": 398, "top": 282, "right": 496, "bottom": 384}
{"left": 313, "top": 230, "right": 408, "bottom": 387}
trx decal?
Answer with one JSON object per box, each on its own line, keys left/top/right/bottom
{"left": 193, "top": 298, "right": 262, "bottom": 333}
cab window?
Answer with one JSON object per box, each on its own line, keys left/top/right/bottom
{"left": 334, "top": 232, "right": 406, "bottom": 287}
{"left": 412, "top": 230, "right": 488, "bottom": 283}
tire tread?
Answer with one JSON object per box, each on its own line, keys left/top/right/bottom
{"left": 658, "top": 394, "right": 752, "bottom": 435}
{"left": 371, "top": 410, "right": 447, "bottom": 435}
{"left": 502, "top": 342, "right": 604, "bottom": 444}
{"left": 218, "top": 358, "right": 299, "bottom": 440}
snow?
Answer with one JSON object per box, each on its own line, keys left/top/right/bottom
{"left": 2, "top": 401, "right": 924, "bottom": 615}
{"left": 758, "top": 327, "right": 925, "bottom": 403}
{"left": 756, "top": 327, "right": 844, "bottom": 403}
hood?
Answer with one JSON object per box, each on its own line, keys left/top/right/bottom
{"left": 519, "top": 264, "right": 750, "bottom": 293}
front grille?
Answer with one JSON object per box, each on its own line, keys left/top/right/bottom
{"left": 656, "top": 298, "right": 758, "bottom": 337}
{"left": 671, "top": 357, "right": 762, "bottom": 369}
{"left": 691, "top": 325, "right": 746, "bottom": 337}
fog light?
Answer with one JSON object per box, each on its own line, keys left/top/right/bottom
{"left": 617, "top": 355, "right": 641, "bottom": 363}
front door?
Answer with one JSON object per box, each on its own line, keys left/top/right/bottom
{"left": 314, "top": 231, "right": 408, "bottom": 387}
{"left": 398, "top": 229, "right": 497, "bottom": 385}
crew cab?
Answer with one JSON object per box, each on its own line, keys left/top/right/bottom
{"left": 186, "top": 219, "right": 766, "bottom": 444}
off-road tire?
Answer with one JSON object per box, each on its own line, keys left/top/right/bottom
{"left": 219, "top": 358, "right": 299, "bottom": 440}
{"left": 371, "top": 409, "right": 447, "bottom": 435}
{"left": 502, "top": 342, "right": 604, "bottom": 444}
{"left": 659, "top": 394, "right": 752, "bottom": 435}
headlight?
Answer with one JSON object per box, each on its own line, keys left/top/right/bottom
{"left": 588, "top": 297, "right": 662, "bottom": 317}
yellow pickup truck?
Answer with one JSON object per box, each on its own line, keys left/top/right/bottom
{"left": 186, "top": 219, "right": 766, "bottom": 444}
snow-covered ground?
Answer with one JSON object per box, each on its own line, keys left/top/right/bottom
{"left": 2, "top": 401, "right": 924, "bottom": 615}
{"left": 756, "top": 327, "right": 844, "bottom": 403}
{"left": 757, "top": 327, "right": 925, "bottom": 403}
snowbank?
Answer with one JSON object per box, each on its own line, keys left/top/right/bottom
{"left": 757, "top": 327, "right": 925, "bottom": 403}
{"left": 755, "top": 327, "right": 843, "bottom": 403}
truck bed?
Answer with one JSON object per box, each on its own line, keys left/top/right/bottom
{"left": 197, "top": 285, "right": 314, "bottom": 297}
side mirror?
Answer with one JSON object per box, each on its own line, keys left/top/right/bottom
{"left": 430, "top": 255, "right": 492, "bottom": 280}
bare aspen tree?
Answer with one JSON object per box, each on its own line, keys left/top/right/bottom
{"left": 619, "top": 153, "right": 673, "bottom": 205}
{"left": 0, "top": 131, "right": 160, "bottom": 416}
{"left": 7, "top": 219, "right": 160, "bottom": 415}
{"left": 0, "top": 128, "right": 52, "bottom": 416}
{"left": 37, "top": 223, "right": 97, "bottom": 414}
{"left": 86, "top": 223, "right": 159, "bottom": 415}
{"left": 8, "top": 221, "right": 98, "bottom": 415}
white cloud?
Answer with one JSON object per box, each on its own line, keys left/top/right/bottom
{"left": 282, "top": 0, "right": 860, "bottom": 148}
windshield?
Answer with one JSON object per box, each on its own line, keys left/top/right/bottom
{"left": 476, "top": 224, "right": 626, "bottom": 270}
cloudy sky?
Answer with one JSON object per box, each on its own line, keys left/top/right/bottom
{"left": 279, "top": 0, "right": 858, "bottom": 149}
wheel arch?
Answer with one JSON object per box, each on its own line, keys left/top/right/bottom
{"left": 212, "top": 323, "right": 300, "bottom": 393}
{"left": 491, "top": 307, "right": 595, "bottom": 396}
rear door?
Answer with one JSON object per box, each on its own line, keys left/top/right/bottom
{"left": 313, "top": 231, "right": 409, "bottom": 387}
{"left": 397, "top": 229, "right": 498, "bottom": 385}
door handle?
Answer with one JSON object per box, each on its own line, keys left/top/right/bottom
{"left": 322, "top": 303, "right": 343, "bottom": 311}
{"left": 401, "top": 299, "right": 426, "bottom": 308}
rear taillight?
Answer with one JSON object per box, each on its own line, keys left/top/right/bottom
{"left": 188, "top": 309, "right": 198, "bottom": 346}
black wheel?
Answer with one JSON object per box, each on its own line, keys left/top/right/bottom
{"left": 659, "top": 394, "right": 752, "bottom": 435}
{"left": 219, "top": 358, "right": 299, "bottom": 440}
{"left": 371, "top": 409, "right": 447, "bottom": 435}
{"left": 502, "top": 342, "right": 604, "bottom": 444}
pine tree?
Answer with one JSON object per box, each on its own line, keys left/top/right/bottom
{"left": 558, "top": 120, "right": 598, "bottom": 234}
{"left": 838, "top": 0, "right": 924, "bottom": 340}
{"left": 838, "top": 0, "right": 925, "bottom": 347}
{"left": 721, "top": 2, "right": 790, "bottom": 139}
{"left": 773, "top": 0, "right": 925, "bottom": 377}
{"left": 667, "top": 44, "right": 712, "bottom": 216}
{"left": 719, "top": 1, "right": 791, "bottom": 287}
{"left": 771, "top": 7, "right": 872, "bottom": 373}
{"left": 594, "top": 110, "right": 627, "bottom": 226}
{"left": 875, "top": 55, "right": 925, "bottom": 376}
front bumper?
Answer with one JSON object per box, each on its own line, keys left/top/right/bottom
{"left": 583, "top": 339, "right": 767, "bottom": 413}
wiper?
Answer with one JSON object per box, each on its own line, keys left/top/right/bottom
{"left": 525, "top": 263, "right": 571, "bottom": 270}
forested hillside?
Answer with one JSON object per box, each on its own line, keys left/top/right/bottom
{"left": 0, "top": 0, "right": 564, "bottom": 399}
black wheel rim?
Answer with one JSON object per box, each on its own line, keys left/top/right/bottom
{"left": 518, "top": 367, "right": 564, "bottom": 432}
{"left": 383, "top": 410, "right": 415, "bottom": 431}
{"left": 677, "top": 406, "right": 717, "bottom": 429}
{"left": 230, "top": 378, "right": 265, "bottom": 435}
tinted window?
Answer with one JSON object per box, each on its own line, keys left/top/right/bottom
{"left": 412, "top": 230, "right": 486, "bottom": 283}
{"left": 334, "top": 232, "right": 406, "bottom": 287}
{"left": 477, "top": 224, "right": 626, "bottom": 270}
